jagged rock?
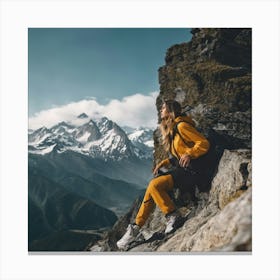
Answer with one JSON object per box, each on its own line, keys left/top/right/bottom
{"left": 165, "top": 28, "right": 251, "bottom": 69}
{"left": 209, "top": 149, "right": 251, "bottom": 209}
{"left": 155, "top": 28, "right": 252, "bottom": 165}
{"left": 157, "top": 188, "right": 251, "bottom": 252}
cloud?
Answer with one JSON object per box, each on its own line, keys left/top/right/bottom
{"left": 29, "top": 92, "right": 159, "bottom": 130}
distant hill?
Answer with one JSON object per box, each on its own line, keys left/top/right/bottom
{"left": 28, "top": 168, "right": 117, "bottom": 250}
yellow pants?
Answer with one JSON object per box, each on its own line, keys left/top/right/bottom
{"left": 135, "top": 174, "right": 175, "bottom": 227}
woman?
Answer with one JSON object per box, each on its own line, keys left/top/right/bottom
{"left": 117, "top": 100, "right": 210, "bottom": 250}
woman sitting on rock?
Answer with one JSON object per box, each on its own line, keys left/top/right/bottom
{"left": 117, "top": 100, "right": 210, "bottom": 250}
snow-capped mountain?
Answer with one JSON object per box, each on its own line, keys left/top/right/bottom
{"left": 28, "top": 115, "right": 154, "bottom": 160}
{"left": 126, "top": 127, "right": 154, "bottom": 148}
{"left": 124, "top": 127, "right": 154, "bottom": 159}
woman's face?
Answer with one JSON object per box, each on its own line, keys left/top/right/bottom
{"left": 160, "top": 103, "right": 169, "bottom": 119}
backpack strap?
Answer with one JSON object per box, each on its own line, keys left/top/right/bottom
{"left": 172, "top": 120, "right": 194, "bottom": 145}
{"left": 170, "top": 120, "right": 194, "bottom": 160}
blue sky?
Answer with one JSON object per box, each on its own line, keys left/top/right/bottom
{"left": 28, "top": 28, "right": 192, "bottom": 128}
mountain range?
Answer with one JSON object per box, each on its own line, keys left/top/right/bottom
{"left": 28, "top": 114, "right": 154, "bottom": 250}
{"left": 28, "top": 114, "right": 153, "bottom": 160}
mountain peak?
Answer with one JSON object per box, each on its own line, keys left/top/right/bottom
{"left": 88, "top": 119, "right": 95, "bottom": 125}
{"left": 50, "top": 121, "right": 74, "bottom": 130}
{"left": 58, "top": 121, "right": 70, "bottom": 126}
{"left": 100, "top": 116, "right": 109, "bottom": 122}
{"left": 77, "top": 113, "right": 89, "bottom": 119}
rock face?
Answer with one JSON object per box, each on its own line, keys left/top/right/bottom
{"left": 154, "top": 28, "right": 251, "bottom": 165}
{"left": 88, "top": 28, "right": 252, "bottom": 253}
{"left": 156, "top": 150, "right": 252, "bottom": 252}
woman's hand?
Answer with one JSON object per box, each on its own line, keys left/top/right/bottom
{"left": 153, "top": 158, "right": 170, "bottom": 175}
{"left": 153, "top": 163, "right": 162, "bottom": 176}
{"left": 179, "top": 154, "right": 191, "bottom": 168}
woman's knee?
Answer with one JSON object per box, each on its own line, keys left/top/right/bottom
{"left": 147, "top": 178, "right": 157, "bottom": 194}
{"left": 147, "top": 175, "right": 172, "bottom": 194}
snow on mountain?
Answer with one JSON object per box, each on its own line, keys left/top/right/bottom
{"left": 127, "top": 128, "right": 154, "bottom": 147}
{"left": 28, "top": 115, "right": 154, "bottom": 160}
{"left": 125, "top": 127, "right": 154, "bottom": 158}
{"left": 74, "top": 120, "right": 101, "bottom": 143}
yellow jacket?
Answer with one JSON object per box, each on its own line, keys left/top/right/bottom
{"left": 159, "top": 115, "right": 210, "bottom": 167}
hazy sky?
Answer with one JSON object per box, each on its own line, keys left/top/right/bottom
{"left": 28, "top": 28, "right": 192, "bottom": 128}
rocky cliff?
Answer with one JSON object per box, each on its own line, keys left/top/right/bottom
{"left": 154, "top": 28, "right": 251, "bottom": 163}
{"left": 88, "top": 28, "right": 252, "bottom": 253}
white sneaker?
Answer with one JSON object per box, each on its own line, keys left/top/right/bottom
{"left": 116, "top": 224, "right": 140, "bottom": 250}
{"left": 165, "top": 211, "right": 181, "bottom": 234}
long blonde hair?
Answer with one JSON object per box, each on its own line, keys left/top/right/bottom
{"left": 159, "top": 100, "right": 182, "bottom": 152}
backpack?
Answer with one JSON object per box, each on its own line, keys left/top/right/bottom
{"left": 172, "top": 121, "right": 221, "bottom": 191}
